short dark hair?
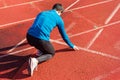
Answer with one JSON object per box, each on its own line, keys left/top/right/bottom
{"left": 52, "top": 3, "right": 64, "bottom": 12}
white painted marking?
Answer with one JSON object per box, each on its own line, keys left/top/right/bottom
{"left": 7, "top": 38, "right": 26, "bottom": 53}
{"left": 86, "top": 28, "right": 104, "bottom": 49}
{"left": 114, "top": 41, "right": 120, "bottom": 50}
{"left": 65, "top": 0, "right": 80, "bottom": 11}
{"left": 0, "top": 40, "right": 62, "bottom": 58}
{"left": 66, "top": 22, "right": 76, "bottom": 32}
{"left": 0, "top": 0, "right": 113, "bottom": 29}
{"left": 0, "top": 60, "right": 18, "bottom": 65}
{"left": 1, "top": 39, "right": 120, "bottom": 60}
{"left": 2, "top": 0, "right": 7, "bottom": 7}
{"left": 56, "top": 20, "right": 120, "bottom": 41}
{"left": 0, "top": 67, "right": 17, "bottom": 74}
{"left": 0, "top": 47, "right": 34, "bottom": 58}
{"left": 0, "top": 0, "right": 119, "bottom": 60}
{"left": 79, "top": 47, "right": 120, "bottom": 60}
{"left": 50, "top": 39, "right": 67, "bottom": 46}
{"left": 50, "top": 39, "right": 120, "bottom": 60}
{"left": 30, "top": 2, "right": 41, "bottom": 11}
{"left": 65, "top": 0, "right": 113, "bottom": 12}
{"left": 80, "top": 15, "right": 97, "bottom": 26}
{"left": 0, "top": 0, "right": 43, "bottom": 9}
{"left": 0, "top": 18, "right": 35, "bottom": 29}
{"left": 92, "top": 67, "right": 120, "bottom": 80}
{"left": 105, "top": 3, "right": 120, "bottom": 24}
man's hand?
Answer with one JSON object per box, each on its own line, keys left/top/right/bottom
{"left": 73, "top": 45, "right": 79, "bottom": 50}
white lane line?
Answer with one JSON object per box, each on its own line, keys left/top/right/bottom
{"left": 66, "top": 22, "right": 76, "bottom": 32}
{"left": 7, "top": 38, "right": 26, "bottom": 53}
{"left": 2, "top": 5, "right": 76, "bottom": 53}
{"left": 65, "top": 0, "right": 113, "bottom": 12}
{"left": 0, "top": 0, "right": 113, "bottom": 29}
{"left": 92, "top": 67, "right": 120, "bottom": 80}
{"left": 86, "top": 28, "right": 104, "bottom": 49}
{"left": 0, "top": 1, "right": 119, "bottom": 58}
{"left": 56, "top": 20, "right": 120, "bottom": 41}
{"left": 0, "top": 60, "right": 18, "bottom": 65}
{"left": 105, "top": 3, "right": 120, "bottom": 24}
{"left": 0, "top": 0, "right": 43, "bottom": 10}
{"left": 1, "top": 39, "right": 120, "bottom": 60}
{"left": 0, "top": 40, "right": 61, "bottom": 58}
{"left": 0, "top": 18, "right": 35, "bottom": 29}
{"left": 0, "top": 67, "right": 17, "bottom": 74}
{"left": 2, "top": 0, "right": 7, "bottom": 7}
{"left": 69, "top": 20, "right": 120, "bottom": 36}
{"left": 65, "top": 0, "right": 80, "bottom": 11}
{"left": 30, "top": 2, "right": 41, "bottom": 11}
{"left": 50, "top": 39, "right": 120, "bottom": 60}
{"left": 0, "top": 47, "right": 34, "bottom": 58}
{"left": 80, "top": 15, "right": 98, "bottom": 26}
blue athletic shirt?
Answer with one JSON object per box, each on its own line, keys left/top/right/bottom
{"left": 27, "top": 10, "right": 74, "bottom": 48}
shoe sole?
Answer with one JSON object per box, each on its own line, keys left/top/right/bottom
{"left": 28, "top": 57, "right": 33, "bottom": 76}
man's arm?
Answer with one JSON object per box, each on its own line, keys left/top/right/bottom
{"left": 57, "top": 19, "right": 79, "bottom": 50}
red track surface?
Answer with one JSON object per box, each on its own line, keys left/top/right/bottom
{"left": 0, "top": 0, "right": 120, "bottom": 80}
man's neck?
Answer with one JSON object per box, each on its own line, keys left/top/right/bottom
{"left": 56, "top": 11, "right": 61, "bottom": 16}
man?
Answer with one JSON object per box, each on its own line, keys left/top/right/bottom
{"left": 26, "top": 3, "right": 79, "bottom": 76}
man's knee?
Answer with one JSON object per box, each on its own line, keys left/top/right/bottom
{"left": 46, "top": 54, "right": 53, "bottom": 59}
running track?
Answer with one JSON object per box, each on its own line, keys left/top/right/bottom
{"left": 0, "top": 0, "right": 120, "bottom": 80}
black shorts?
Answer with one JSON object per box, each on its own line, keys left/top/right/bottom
{"left": 26, "top": 33, "right": 55, "bottom": 55}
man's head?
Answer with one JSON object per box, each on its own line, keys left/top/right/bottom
{"left": 52, "top": 3, "right": 64, "bottom": 15}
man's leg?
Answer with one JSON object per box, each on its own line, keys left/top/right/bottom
{"left": 36, "top": 50, "right": 43, "bottom": 56}
{"left": 28, "top": 54, "right": 53, "bottom": 76}
{"left": 27, "top": 37, "right": 55, "bottom": 76}
{"left": 36, "top": 54, "right": 53, "bottom": 63}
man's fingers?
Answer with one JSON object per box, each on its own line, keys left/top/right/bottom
{"left": 73, "top": 45, "right": 79, "bottom": 50}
